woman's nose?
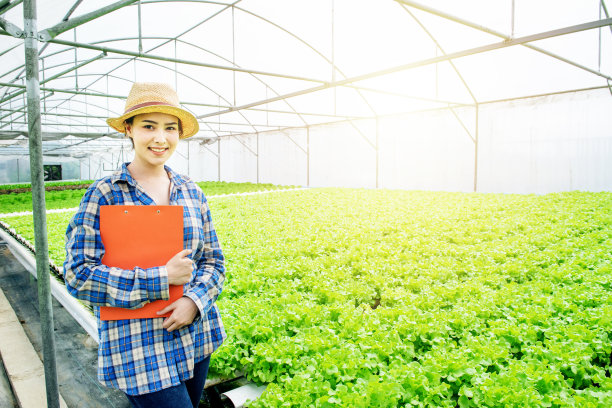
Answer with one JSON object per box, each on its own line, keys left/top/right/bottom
{"left": 152, "top": 129, "right": 166, "bottom": 143}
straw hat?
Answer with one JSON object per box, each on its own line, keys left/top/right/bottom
{"left": 106, "top": 82, "right": 199, "bottom": 139}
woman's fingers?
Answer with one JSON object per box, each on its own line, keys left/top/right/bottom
{"left": 177, "top": 249, "right": 192, "bottom": 258}
{"left": 166, "top": 249, "right": 194, "bottom": 285}
{"left": 156, "top": 302, "right": 175, "bottom": 316}
{"left": 160, "top": 297, "right": 198, "bottom": 332}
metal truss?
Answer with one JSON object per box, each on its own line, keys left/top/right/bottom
{"left": 0, "top": 0, "right": 609, "bottom": 158}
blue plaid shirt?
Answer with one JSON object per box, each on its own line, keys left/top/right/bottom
{"left": 63, "top": 163, "right": 226, "bottom": 396}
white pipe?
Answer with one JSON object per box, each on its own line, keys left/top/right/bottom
{"left": 0, "top": 227, "right": 99, "bottom": 343}
{"left": 222, "top": 383, "right": 267, "bottom": 408}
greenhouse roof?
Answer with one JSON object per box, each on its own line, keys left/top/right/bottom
{"left": 0, "top": 0, "right": 611, "bottom": 157}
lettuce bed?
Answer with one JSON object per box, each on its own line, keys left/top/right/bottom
{"left": 0, "top": 180, "right": 296, "bottom": 214}
{"left": 2, "top": 189, "right": 611, "bottom": 407}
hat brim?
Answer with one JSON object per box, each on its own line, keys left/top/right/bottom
{"left": 106, "top": 105, "right": 199, "bottom": 139}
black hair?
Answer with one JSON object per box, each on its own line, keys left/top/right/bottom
{"left": 124, "top": 117, "right": 135, "bottom": 148}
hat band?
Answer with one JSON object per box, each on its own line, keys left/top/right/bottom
{"left": 124, "top": 101, "right": 176, "bottom": 114}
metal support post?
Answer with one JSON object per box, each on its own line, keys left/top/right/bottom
{"left": 217, "top": 138, "right": 221, "bottom": 181}
{"left": 256, "top": 132, "right": 260, "bottom": 184}
{"left": 331, "top": 0, "right": 336, "bottom": 115}
{"left": 137, "top": 0, "right": 142, "bottom": 54}
{"left": 23, "top": 1, "right": 60, "bottom": 407}
{"left": 474, "top": 105, "right": 479, "bottom": 192}
{"left": 375, "top": 117, "right": 380, "bottom": 189}
{"left": 231, "top": 5, "right": 236, "bottom": 106}
{"left": 306, "top": 126, "right": 310, "bottom": 187}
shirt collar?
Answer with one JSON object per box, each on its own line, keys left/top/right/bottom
{"left": 111, "top": 162, "right": 189, "bottom": 187}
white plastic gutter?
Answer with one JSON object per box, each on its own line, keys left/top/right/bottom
{"left": 222, "top": 383, "right": 267, "bottom": 408}
{"left": 0, "top": 227, "right": 99, "bottom": 343}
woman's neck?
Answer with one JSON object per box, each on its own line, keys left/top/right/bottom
{"left": 127, "top": 159, "right": 168, "bottom": 183}
{"left": 127, "top": 160, "right": 171, "bottom": 205}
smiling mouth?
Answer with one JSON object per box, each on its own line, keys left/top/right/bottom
{"left": 149, "top": 147, "right": 168, "bottom": 153}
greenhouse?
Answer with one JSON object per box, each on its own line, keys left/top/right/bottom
{"left": 0, "top": 0, "right": 611, "bottom": 407}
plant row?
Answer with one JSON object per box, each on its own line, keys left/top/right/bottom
{"left": 0, "top": 179, "right": 95, "bottom": 192}
{"left": 2, "top": 189, "right": 611, "bottom": 407}
{"left": 208, "top": 190, "right": 612, "bottom": 407}
{"left": 0, "top": 180, "right": 297, "bottom": 214}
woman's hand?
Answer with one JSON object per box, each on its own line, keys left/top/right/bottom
{"left": 166, "top": 249, "right": 193, "bottom": 285}
{"left": 157, "top": 296, "right": 199, "bottom": 332}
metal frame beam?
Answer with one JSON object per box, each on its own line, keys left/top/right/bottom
{"left": 1, "top": 0, "right": 610, "bottom": 162}
{"left": 396, "top": 0, "right": 612, "bottom": 82}
{"left": 0, "top": 52, "right": 106, "bottom": 104}
{"left": 479, "top": 84, "right": 612, "bottom": 105}
{"left": 0, "top": 13, "right": 327, "bottom": 136}
{"left": 601, "top": 1, "right": 612, "bottom": 37}
{"left": 205, "top": 81, "right": 612, "bottom": 143}
{"left": 196, "top": 17, "right": 612, "bottom": 120}
{"left": 0, "top": 0, "right": 88, "bottom": 103}
{"left": 2, "top": 0, "right": 370, "bottom": 127}
{"left": 40, "top": 37, "right": 328, "bottom": 84}
{"left": 1, "top": 23, "right": 295, "bottom": 137}
{"left": 448, "top": 106, "right": 475, "bottom": 144}
{"left": 345, "top": 84, "right": 471, "bottom": 107}
{"left": 38, "top": 0, "right": 139, "bottom": 41}
{"left": 0, "top": 14, "right": 22, "bottom": 37}
{"left": 398, "top": 4, "right": 478, "bottom": 104}
{"left": 0, "top": 0, "right": 22, "bottom": 15}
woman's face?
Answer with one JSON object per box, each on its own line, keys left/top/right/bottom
{"left": 125, "top": 112, "right": 180, "bottom": 169}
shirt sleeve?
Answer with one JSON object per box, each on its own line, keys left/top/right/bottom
{"left": 183, "top": 193, "right": 225, "bottom": 317}
{"left": 63, "top": 182, "right": 170, "bottom": 309}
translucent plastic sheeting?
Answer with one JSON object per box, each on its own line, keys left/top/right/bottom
{"left": 204, "top": 88, "right": 612, "bottom": 194}
{"left": 2, "top": 0, "right": 610, "bottom": 123}
{"left": 478, "top": 88, "right": 612, "bottom": 194}
{"left": 32, "top": 85, "right": 611, "bottom": 195}
{"left": 0, "top": 0, "right": 610, "bottom": 192}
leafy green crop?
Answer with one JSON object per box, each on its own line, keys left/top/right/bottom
{"left": 0, "top": 181, "right": 296, "bottom": 214}
{"left": 195, "top": 181, "right": 297, "bottom": 196}
{"left": 0, "top": 180, "right": 95, "bottom": 191}
{"left": 2, "top": 189, "right": 611, "bottom": 407}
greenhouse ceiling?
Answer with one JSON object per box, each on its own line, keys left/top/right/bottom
{"left": 0, "top": 0, "right": 611, "bottom": 157}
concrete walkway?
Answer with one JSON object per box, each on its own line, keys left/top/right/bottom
{"left": 0, "top": 286, "right": 68, "bottom": 407}
{"left": 0, "top": 239, "right": 130, "bottom": 408}
{"left": 0, "top": 356, "right": 17, "bottom": 407}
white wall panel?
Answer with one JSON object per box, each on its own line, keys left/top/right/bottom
{"left": 219, "top": 135, "right": 258, "bottom": 183}
{"left": 184, "top": 141, "right": 220, "bottom": 182}
{"left": 192, "top": 89, "right": 610, "bottom": 194}
{"left": 378, "top": 109, "right": 476, "bottom": 192}
{"left": 258, "top": 129, "right": 308, "bottom": 186}
{"left": 308, "top": 121, "right": 377, "bottom": 188}
{"left": 478, "top": 89, "right": 612, "bottom": 193}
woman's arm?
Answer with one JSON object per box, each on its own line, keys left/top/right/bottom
{"left": 182, "top": 195, "right": 225, "bottom": 318}
{"left": 157, "top": 192, "right": 225, "bottom": 331}
{"left": 63, "top": 182, "right": 172, "bottom": 309}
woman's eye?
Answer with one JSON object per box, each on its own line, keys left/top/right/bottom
{"left": 143, "top": 124, "right": 154, "bottom": 129}
{"left": 166, "top": 126, "right": 177, "bottom": 131}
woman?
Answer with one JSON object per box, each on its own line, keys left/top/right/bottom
{"left": 63, "top": 82, "right": 225, "bottom": 408}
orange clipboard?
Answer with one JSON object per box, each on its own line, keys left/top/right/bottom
{"left": 99, "top": 205, "right": 185, "bottom": 321}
